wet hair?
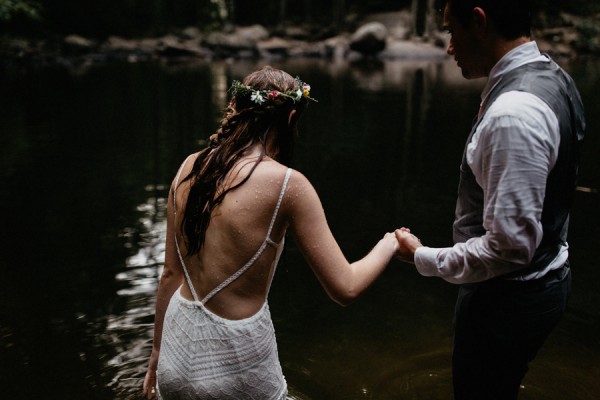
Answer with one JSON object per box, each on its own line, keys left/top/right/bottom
{"left": 437, "top": 0, "right": 532, "bottom": 40}
{"left": 180, "top": 66, "right": 309, "bottom": 255}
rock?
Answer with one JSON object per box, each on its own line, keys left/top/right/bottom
{"left": 3, "top": 10, "right": 593, "bottom": 67}
{"left": 100, "top": 36, "right": 155, "bottom": 61}
{"left": 256, "top": 37, "right": 328, "bottom": 58}
{"left": 138, "top": 38, "right": 163, "bottom": 53}
{"left": 63, "top": 35, "right": 96, "bottom": 54}
{"left": 323, "top": 35, "right": 351, "bottom": 59}
{"left": 350, "top": 22, "right": 388, "bottom": 55}
{"left": 379, "top": 39, "right": 447, "bottom": 60}
{"left": 362, "top": 11, "right": 412, "bottom": 40}
{"left": 3, "top": 38, "right": 33, "bottom": 57}
{"left": 256, "top": 37, "right": 292, "bottom": 58}
{"left": 203, "top": 24, "right": 269, "bottom": 56}
{"left": 537, "top": 39, "right": 575, "bottom": 59}
{"left": 104, "top": 36, "right": 140, "bottom": 51}
{"left": 288, "top": 42, "right": 327, "bottom": 58}
{"left": 156, "top": 42, "right": 213, "bottom": 58}
{"left": 153, "top": 35, "right": 212, "bottom": 58}
{"left": 203, "top": 31, "right": 242, "bottom": 57}
{"left": 284, "top": 26, "right": 310, "bottom": 40}
{"left": 237, "top": 25, "right": 269, "bottom": 43}
{"left": 181, "top": 26, "right": 202, "bottom": 40}
{"left": 538, "top": 27, "right": 579, "bottom": 45}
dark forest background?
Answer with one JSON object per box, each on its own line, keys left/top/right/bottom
{"left": 2, "top": 0, "right": 600, "bottom": 39}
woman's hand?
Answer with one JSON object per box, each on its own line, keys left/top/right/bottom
{"left": 394, "top": 228, "right": 423, "bottom": 264}
{"left": 382, "top": 231, "right": 401, "bottom": 254}
{"left": 142, "top": 351, "right": 159, "bottom": 399}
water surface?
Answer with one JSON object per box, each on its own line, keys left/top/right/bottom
{"left": 1, "top": 57, "right": 598, "bottom": 399}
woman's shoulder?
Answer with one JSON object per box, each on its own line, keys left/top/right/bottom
{"left": 249, "top": 161, "right": 292, "bottom": 188}
{"left": 270, "top": 166, "right": 319, "bottom": 209}
{"left": 256, "top": 162, "right": 312, "bottom": 189}
{"left": 170, "top": 152, "right": 201, "bottom": 187}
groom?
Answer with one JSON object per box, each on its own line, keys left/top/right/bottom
{"left": 395, "top": 0, "right": 585, "bottom": 399}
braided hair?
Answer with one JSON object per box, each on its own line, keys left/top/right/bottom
{"left": 180, "top": 66, "right": 310, "bottom": 256}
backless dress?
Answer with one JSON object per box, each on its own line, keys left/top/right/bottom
{"left": 156, "top": 159, "right": 291, "bottom": 400}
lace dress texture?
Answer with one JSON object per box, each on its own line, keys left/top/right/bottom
{"left": 156, "top": 161, "right": 291, "bottom": 400}
{"left": 156, "top": 292, "right": 287, "bottom": 399}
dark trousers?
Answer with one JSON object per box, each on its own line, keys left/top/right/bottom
{"left": 452, "top": 263, "right": 571, "bottom": 400}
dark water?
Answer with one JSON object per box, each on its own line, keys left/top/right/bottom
{"left": 1, "top": 57, "right": 598, "bottom": 400}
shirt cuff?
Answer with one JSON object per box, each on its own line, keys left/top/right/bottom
{"left": 414, "top": 246, "right": 441, "bottom": 277}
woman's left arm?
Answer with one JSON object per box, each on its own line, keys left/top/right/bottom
{"left": 142, "top": 183, "right": 184, "bottom": 399}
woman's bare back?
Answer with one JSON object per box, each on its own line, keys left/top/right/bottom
{"left": 174, "top": 151, "right": 291, "bottom": 320}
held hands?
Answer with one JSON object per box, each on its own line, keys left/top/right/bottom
{"left": 394, "top": 227, "right": 423, "bottom": 264}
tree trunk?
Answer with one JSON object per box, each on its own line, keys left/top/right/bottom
{"left": 412, "top": 0, "right": 437, "bottom": 38}
{"left": 333, "top": 0, "right": 346, "bottom": 29}
{"left": 279, "top": 0, "right": 286, "bottom": 24}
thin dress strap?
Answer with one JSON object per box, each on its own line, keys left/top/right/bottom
{"left": 200, "top": 167, "right": 292, "bottom": 305}
{"left": 172, "top": 155, "right": 201, "bottom": 303}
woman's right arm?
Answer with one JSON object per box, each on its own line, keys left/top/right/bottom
{"left": 286, "top": 171, "right": 398, "bottom": 306}
{"left": 142, "top": 183, "right": 184, "bottom": 399}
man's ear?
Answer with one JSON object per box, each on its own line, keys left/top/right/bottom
{"left": 472, "top": 7, "right": 487, "bottom": 33}
{"left": 288, "top": 109, "right": 297, "bottom": 126}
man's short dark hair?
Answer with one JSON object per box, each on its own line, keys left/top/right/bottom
{"left": 437, "top": 0, "right": 532, "bottom": 40}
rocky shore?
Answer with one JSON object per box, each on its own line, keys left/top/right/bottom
{"left": 1, "top": 11, "right": 597, "bottom": 68}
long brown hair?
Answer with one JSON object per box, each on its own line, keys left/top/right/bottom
{"left": 180, "top": 66, "right": 309, "bottom": 255}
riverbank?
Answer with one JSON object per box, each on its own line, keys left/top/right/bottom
{"left": 1, "top": 10, "right": 598, "bottom": 69}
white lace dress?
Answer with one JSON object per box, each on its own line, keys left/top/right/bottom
{"left": 156, "top": 163, "right": 291, "bottom": 400}
{"left": 156, "top": 289, "right": 287, "bottom": 399}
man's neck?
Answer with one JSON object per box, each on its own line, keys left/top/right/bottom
{"left": 488, "top": 36, "right": 532, "bottom": 74}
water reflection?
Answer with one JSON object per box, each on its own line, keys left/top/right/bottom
{"left": 104, "top": 192, "right": 167, "bottom": 399}
{"left": 0, "top": 57, "right": 598, "bottom": 400}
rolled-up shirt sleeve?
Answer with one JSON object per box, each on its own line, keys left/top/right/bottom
{"left": 414, "top": 91, "right": 560, "bottom": 284}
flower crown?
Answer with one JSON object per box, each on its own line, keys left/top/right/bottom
{"left": 229, "top": 77, "right": 317, "bottom": 105}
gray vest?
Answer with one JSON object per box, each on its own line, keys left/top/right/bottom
{"left": 453, "top": 56, "right": 585, "bottom": 275}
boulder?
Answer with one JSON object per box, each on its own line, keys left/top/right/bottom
{"left": 180, "top": 26, "right": 202, "bottom": 40}
{"left": 156, "top": 42, "right": 213, "bottom": 58}
{"left": 288, "top": 41, "right": 327, "bottom": 58}
{"left": 63, "top": 35, "right": 96, "bottom": 55}
{"left": 349, "top": 22, "right": 388, "bottom": 55}
{"left": 99, "top": 36, "right": 156, "bottom": 62}
{"left": 103, "top": 36, "right": 140, "bottom": 51}
{"left": 256, "top": 37, "right": 292, "bottom": 58}
{"left": 236, "top": 25, "right": 269, "bottom": 43}
{"left": 379, "top": 39, "right": 447, "bottom": 60}
{"left": 323, "top": 35, "right": 350, "bottom": 59}
{"left": 284, "top": 26, "right": 311, "bottom": 40}
{"left": 203, "top": 24, "right": 269, "bottom": 56}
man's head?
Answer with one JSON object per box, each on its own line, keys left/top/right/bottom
{"left": 438, "top": 0, "right": 533, "bottom": 79}
{"left": 440, "top": 0, "right": 533, "bottom": 40}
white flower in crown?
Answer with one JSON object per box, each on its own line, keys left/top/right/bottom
{"left": 294, "top": 88, "right": 302, "bottom": 101}
{"left": 251, "top": 90, "right": 265, "bottom": 104}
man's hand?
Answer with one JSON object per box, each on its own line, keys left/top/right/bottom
{"left": 394, "top": 228, "right": 423, "bottom": 264}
